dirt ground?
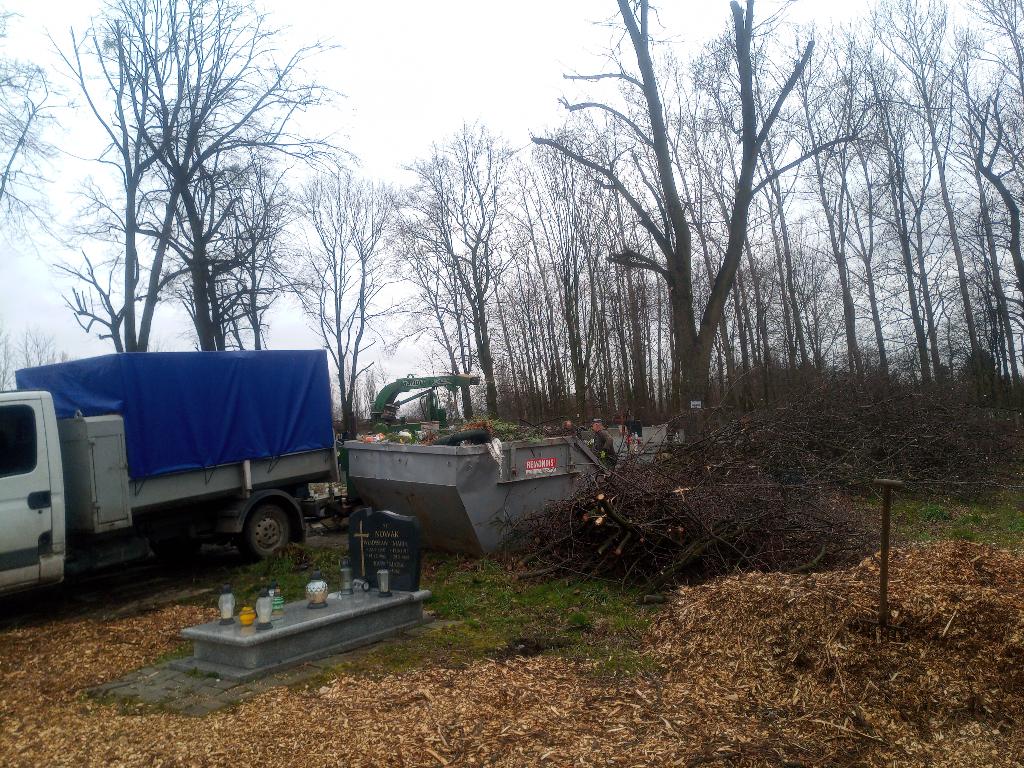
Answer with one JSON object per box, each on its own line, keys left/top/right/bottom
{"left": 0, "top": 522, "right": 346, "bottom": 632}
{"left": 0, "top": 540, "right": 1021, "bottom": 767}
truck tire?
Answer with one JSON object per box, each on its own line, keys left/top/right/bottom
{"left": 240, "top": 503, "right": 291, "bottom": 560}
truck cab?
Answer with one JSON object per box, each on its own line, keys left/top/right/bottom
{"left": 0, "top": 390, "right": 66, "bottom": 595}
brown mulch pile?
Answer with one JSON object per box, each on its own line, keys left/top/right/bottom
{"left": 1, "top": 542, "right": 1022, "bottom": 767}
{"left": 648, "top": 540, "right": 1024, "bottom": 766}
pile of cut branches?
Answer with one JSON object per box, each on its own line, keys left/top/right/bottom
{"left": 520, "top": 455, "right": 872, "bottom": 589}
{"left": 678, "top": 377, "right": 1020, "bottom": 491}
{"left": 519, "top": 381, "right": 1019, "bottom": 587}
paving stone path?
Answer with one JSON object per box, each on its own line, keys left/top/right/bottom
{"left": 90, "top": 619, "right": 458, "bottom": 716}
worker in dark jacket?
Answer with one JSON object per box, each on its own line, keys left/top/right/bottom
{"left": 591, "top": 418, "right": 617, "bottom": 466}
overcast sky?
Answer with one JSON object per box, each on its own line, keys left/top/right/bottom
{"left": 0, "top": 0, "right": 858, "bottom": 376}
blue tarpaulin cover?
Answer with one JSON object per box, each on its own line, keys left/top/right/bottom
{"left": 16, "top": 351, "right": 335, "bottom": 479}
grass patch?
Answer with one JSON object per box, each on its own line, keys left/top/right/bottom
{"left": 185, "top": 667, "right": 220, "bottom": 679}
{"left": 919, "top": 503, "right": 950, "bottom": 523}
{"left": 333, "top": 556, "right": 656, "bottom": 680}
{"left": 893, "top": 491, "right": 1024, "bottom": 549}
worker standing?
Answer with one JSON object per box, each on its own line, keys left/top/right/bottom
{"left": 591, "top": 418, "right": 617, "bottom": 467}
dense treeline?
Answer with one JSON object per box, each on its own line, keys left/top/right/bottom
{"left": 31, "top": 0, "right": 1024, "bottom": 424}
{"left": 428, "top": 0, "right": 1024, "bottom": 423}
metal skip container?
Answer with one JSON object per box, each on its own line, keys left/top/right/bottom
{"left": 344, "top": 437, "right": 603, "bottom": 555}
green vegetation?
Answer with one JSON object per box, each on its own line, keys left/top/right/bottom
{"left": 411, "top": 556, "right": 657, "bottom": 677}
{"left": 476, "top": 418, "right": 542, "bottom": 441}
{"left": 223, "top": 544, "right": 341, "bottom": 605}
{"left": 893, "top": 491, "right": 1024, "bottom": 548}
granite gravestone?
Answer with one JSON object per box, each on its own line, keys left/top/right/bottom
{"left": 348, "top": 508, "right": 422, "bottom": 591}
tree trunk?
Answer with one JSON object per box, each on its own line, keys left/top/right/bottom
{"left": 768, "top": 199, "right": 796, "bottom": 370}
{"left": 852, "top": 151, "right": 888, "bottom": 377}
{"left": 925, "top": 100, "right": 982, "bottom": 373}
{"left": 804, "top": 117, "right": 862, "bottom": 377}
{"left": 767, "top": 169, "right": 809, "bottom": 368}
{"left": 977, "top": 177, "right": 1020, "bottom": 386}
{"left": 914, "top": 204, "right": 943, "bottom": 380}
{"left": 123, "top": 184, "right": 140, "bottom": 352}
{"left": 474, "top": 308, "right": 499, "bottom": 417}
{"left": 978, "top": 157, "right": 1024, "bottom": 302}
{"left": 138, "top": 192, "right": 180, "bottom": 351}
{"left": 877, "top": 102, "right": 930, "bottom": 383}
{"left": 864, "top": 256, "right": 888, "bottom": 377}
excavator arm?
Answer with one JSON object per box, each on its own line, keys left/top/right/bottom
{"left": 371, "top": 374, "right": 480, "bottom": 425}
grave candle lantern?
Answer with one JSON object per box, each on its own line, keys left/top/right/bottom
{"left": 306, "top": 570, "right": 329, "bottom": 608}
{"left": 377, "top": 569, "right": 392, "bottom": 597}
{"left": 270, "top": 580, "right": 285, "bottom": 619}
{"left": 255, "top": 588, "right": 273, "bottom": 630}
{"left": 218, "top": 584, "right": 235, "bottom": 625}
{"left": 340, "top": 557, "right": 354, "bottom": 595}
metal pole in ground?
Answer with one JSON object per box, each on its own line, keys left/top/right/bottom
{"left": 874, "top": 478, "right": 904, "bottom": 629}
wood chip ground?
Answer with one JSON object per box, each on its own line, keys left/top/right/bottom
{"left": 1, "top": 541, "right": 1021, "bottom": 767}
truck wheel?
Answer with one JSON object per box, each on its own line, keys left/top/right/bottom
{"left": 241, "top": 503, "right": 291, "bottom": 560}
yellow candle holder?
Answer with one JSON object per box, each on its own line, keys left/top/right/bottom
{"left": 238, "top": 606, "right": 256, "bottom": 626}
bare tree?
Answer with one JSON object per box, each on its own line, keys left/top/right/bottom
{"left": 877, "top": 0, "right": 983, "bottom": 375}
{"left": 796, "top": 33, "right": 865, "bottom": 376}
{"left": 0, "top": 325, "right": 66, "bottom": 382}
{"left": 868, "top": 54, "right": 935, "bottom": 383}
{"left": 534, "top": 0, "right": 850, "bottom": 404}
{"left": 296, "top": 166, "right": 396, "bottom": 434}
{"left": 515, "top": 144, "right": 610, "bottom": 418}
{"left": 973, "top": 0, "right": 1024, "bottom": 101}
{"left": 404, "top": 234, "right": 478, "bottom": 418}
{"left": 0, "top": 12, "right": 52, "bottom": 226}
{"left": 848, "top": 135, "right": 890, "bottom": 376}
{"left": 405, "top": 123, "right": 511, "bottom": 417}
{"left": 969, "top": 94, "right": 1024, "bottom": 298}
{"left": 130, "top": 0, "right": 329, "bottom": 350}
{"left": 210, "top": 154, "right": 291, "bottom": 349}
{"left": 58, "top": 0, "right": 181, "bottom": 352}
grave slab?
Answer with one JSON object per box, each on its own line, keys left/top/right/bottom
{"left": 170, "top": 589, "right": 431, "bottom": 681}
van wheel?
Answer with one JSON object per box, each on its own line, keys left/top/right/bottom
{"left": 241, "top": 503, "right": 291, "bottom": 560}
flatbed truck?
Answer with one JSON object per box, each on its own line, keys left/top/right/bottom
{"left": 0, "top": 351, "right": 338, "bottom": 596}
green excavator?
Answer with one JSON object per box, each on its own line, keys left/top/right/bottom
{"left": 370, "top": 373, "right": 480, "bottom": 429}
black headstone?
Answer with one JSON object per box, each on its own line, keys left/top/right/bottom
{"left": 347, "top": 507, "right": 422, "bottom": 591}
